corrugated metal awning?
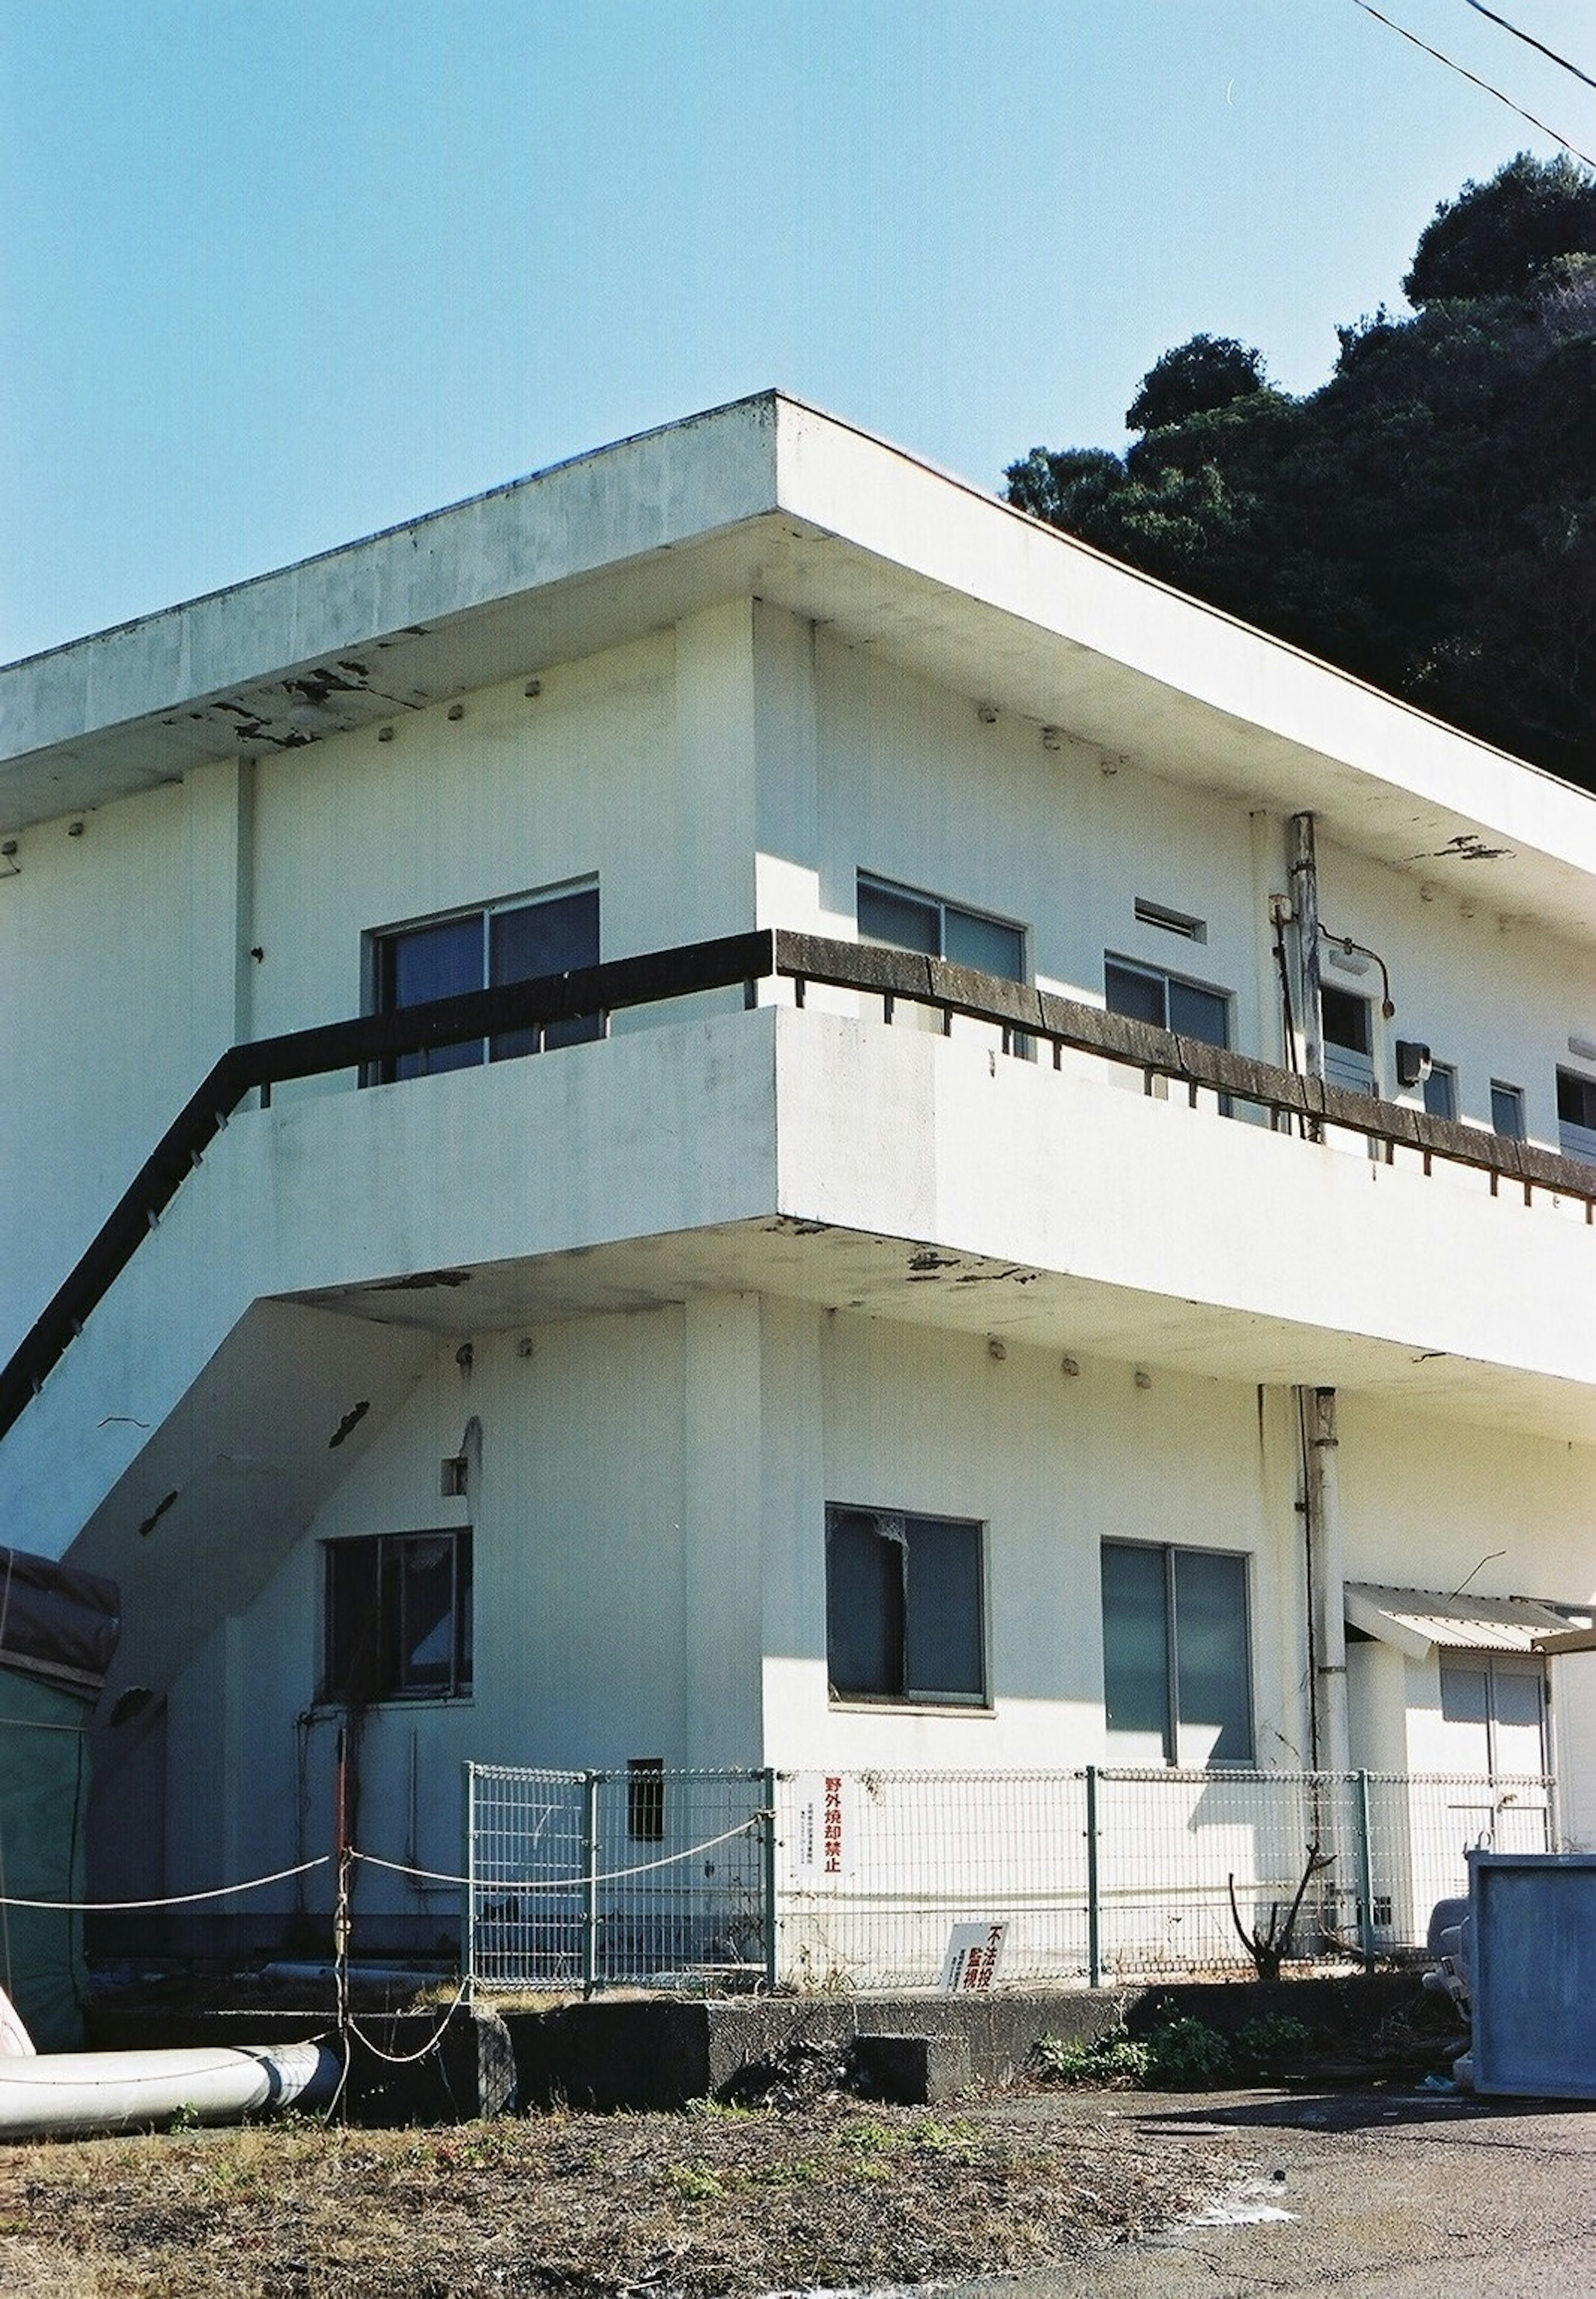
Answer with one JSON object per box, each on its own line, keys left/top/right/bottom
{"left": 1345, "top": 1581, "right": 1589, "bottom": 1660}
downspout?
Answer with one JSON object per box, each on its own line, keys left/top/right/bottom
{"left": 1287, "top": 814, "right": 1352, "bottom": 1828}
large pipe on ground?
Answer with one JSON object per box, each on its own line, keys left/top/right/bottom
{"left": 0, "top": 2041, "right": 340, "bottom": 2141}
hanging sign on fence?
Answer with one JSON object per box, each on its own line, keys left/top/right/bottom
{"left": 789, "top": 1772, "right": 855, "bottom": 1879}
{"left": 941, "top": 1921, "right": 1007, "bottom": 1992}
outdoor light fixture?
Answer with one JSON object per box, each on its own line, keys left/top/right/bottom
{"left": 1396, "top": 1040, "right": 1433, "bottom": 1089}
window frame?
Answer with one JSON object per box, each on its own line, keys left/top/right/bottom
{"left": 856, "top": 872, "right": 1028, "bottom": 983}
{"left": 1556, "top": 1067, "right": 1596, "bottom": 1163}
{"left": 825, "top": 1503, "right": 990, "bottom": 1710}
{"left": 1100, "top": 1537, "right": 1255, "bottom": 1768}
{"left": 364, "top": 879, "right": 601, "bottom": 1083}
{"left": 1103, "top": 954, "right": 1232, "bottom": 1047}
{"left": 321, "top": 1528, "right": 474, "bottom": 1705}
{"left": 1421, "top": 1061, "right": 1458, "bottom": 1122}
{"left": 1438, "top": 1653, "right": 1549, "bottom": 1776}
{"left": 1491, "top": 1079, "right": 1526, "bottom": 1141}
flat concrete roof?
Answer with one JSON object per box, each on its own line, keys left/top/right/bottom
{"left": 3, "top": 389, "right": 1594, "bottom": 939}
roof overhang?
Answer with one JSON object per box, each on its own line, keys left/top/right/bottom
{"left": 3, "top": 390, "right": 1594, "bottom": 938}
{"left": 1346, "top": 1580, "right": 1591, "bottom": 1660}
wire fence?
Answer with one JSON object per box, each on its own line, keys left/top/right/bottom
{"left": 463, "top": 1762, "right": 1555, "bottom": 1995}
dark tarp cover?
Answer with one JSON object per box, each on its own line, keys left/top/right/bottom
{"left": 0, "top": 1549, "right": 120, "bottom": 2048}
{"left": 0, "top": 1548, "right": 120, "bottom": 1695}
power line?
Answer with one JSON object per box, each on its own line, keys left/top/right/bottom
{"left": 1458, "top": 0, "right": 1596, "bottom": 100}
{"left": 1349, "top": 0, "right": 1596, "bottom": 170}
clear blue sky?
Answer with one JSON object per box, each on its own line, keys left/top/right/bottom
{"left": 3, "top": 0, "right": 1594, "bottom": 665}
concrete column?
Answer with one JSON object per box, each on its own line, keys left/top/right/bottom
{"left": 670, "top": 601, "right": 758, "bottom": 949}
{"left": 681, "top": 1294, "right": 764, "bottom": 1767}
{"left": 752, "top": 602, "right": 823, "bottom": 948}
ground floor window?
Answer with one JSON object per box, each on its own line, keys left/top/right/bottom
{"left": 1438, "top": 1655, "right": 1547, "bottom": 1774}
{"left": 323, "top": 1529, "right": 473, "bottom": 1702}
{"left": 1101, "top": 1540, "right": 1253, "bottom": 1766}
{"left": 826, "top": 1507, "right": 986, "bottom": 1706}
{"left": 368, "top": 881, "right": 600, "bottom": 1081}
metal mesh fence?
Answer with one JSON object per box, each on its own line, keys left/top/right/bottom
{"left": 465, "top": 1762, "right": 1554, "bottom": 1994}
{"left": 465, "top": 1766, "right": 772, "bottom": 1993}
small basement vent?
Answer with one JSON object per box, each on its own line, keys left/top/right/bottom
{"left": 1134, "top": 897, "right": 1205, "bottom": 943}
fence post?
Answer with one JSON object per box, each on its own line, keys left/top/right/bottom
{"left": 761, "top": 1768, "right": 778, "bottom": 1993}
{"left": 582, "top": 1772, "right": 601, "bottom": 1998}
{"left": 1085, "top": 1766, "right": 1103, "bottom": 1989}
{"left": 1355, "top": 1769, "right": 1376, "bottom": 1969}
{"left": 462, "top": 1762, "right": 477, "bottom": 2002}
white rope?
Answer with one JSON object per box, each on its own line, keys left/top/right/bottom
{"left": 0, "top": 1854, "right": 330, "bottom": 1912}
{"left": 355, "top": 1812, "right": 769, "bottom": 1895}
{"left": 344, "top": 1974, "right": 473, "bottom": 2064}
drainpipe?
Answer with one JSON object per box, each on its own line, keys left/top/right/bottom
{"left": 1303, "top": 1386, "right": 1351, "bottom": 1779}
{"left": 1288, "top": 816, "right": 1352, "bottom": 1926}
{"left": 1288, "top": 812, "right": 1324, "bottom": 1082}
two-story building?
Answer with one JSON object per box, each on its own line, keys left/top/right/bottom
{"left": 1, "top": 392, "right": 1592, "bottom": 1973}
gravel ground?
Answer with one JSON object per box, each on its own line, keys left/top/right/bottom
{"left": 0, "top": 2092, "right": 1236, "bottom": 2299}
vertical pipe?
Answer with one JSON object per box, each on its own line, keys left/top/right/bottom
{"left": 582, "top": 1773, "right": 601, "bottom": 1998}
{"left": 1085, "top": 1766, "right": 1103, "bottom": 1989}
{"left": 1288, "top": 812, "right": 1323, "bottom": 1082}
{"left": 1355, "top": 1769, "right": 1376, "bottom": 1968}
{"left": 1305, "top": 1387, "right": 1351, "bottom": 1779}
{"left": 462, "top": 1762, "right": 477, "bottom": 2003}
{"left": 761, "top": 1768, "right": 778, "bottom": 1994}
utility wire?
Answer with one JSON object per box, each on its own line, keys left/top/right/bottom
{"left": 1458, "top": 0, "right": 1596, "bottom": 99}
{"left": 1349, "top": 0, "right": 1596, "bottom": 170}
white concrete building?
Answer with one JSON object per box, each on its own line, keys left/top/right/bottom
{"left": 1, "top": 391, "right": 1593, "bottom": 1968}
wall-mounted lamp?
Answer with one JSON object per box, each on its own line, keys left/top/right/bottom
{"left": 1396, "top": 1040, "right": 1433, "bottom": 1089}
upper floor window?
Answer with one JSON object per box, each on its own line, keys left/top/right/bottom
{"left": 1491, "top": 1079, "right": 1526, "bottom": 1141}
{"left": 1557, "top": 1068, "right": 1596, "bottom": 1164}
{"left": 369, "top": 883, "right": 600, "bottom": 1082}
{"left": 1422, "top": 1062, "right": 1458, "bottom": 1122}
{"left": 1320, "top": 984, "right": 1374, "bottom": 1094}
{"left": 857, "top": 875, "right": 1025, "bottom": 982}
{"left": 1105, "top": 956, "right": 1229, "bottom": 1048}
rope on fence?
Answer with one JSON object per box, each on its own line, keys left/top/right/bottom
{"left": 0, "top": 1855, "right": 332, "bottom": 1912}
{"left": 356, "top": 1812, "right": 771, "bottom": 1895}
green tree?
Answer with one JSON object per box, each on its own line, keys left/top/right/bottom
{"left": 1124, "top": 334, "right": 1268, "bottom": 431}
{"left": 1004, "top": 155, "right": 1596, "bottom": 793}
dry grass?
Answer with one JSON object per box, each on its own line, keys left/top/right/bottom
{"left": 0, "top": 2096, "right": 1234, "bottom": 2297}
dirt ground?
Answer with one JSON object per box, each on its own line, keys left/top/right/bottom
{"left": 0, "top": 2090, "right": 1236, "bottom": 2299}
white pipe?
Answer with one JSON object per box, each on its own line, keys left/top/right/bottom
{"left": 0, "top": 2041, "right": 340, "bottom": 2141}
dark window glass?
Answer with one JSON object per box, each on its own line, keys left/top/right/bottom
{"left": 379, "top": 915, "right": 485, "bottom": 1080}
{"left": 490, "top": 887, "right": 602, "bottom": 1058}
{"left": 826, "top": 1508, "right": 984, "bottom": 1704}
{"left": 1493, "top": 1671, "right": 1544, "bottom": 1732}
{"left": 1102, "top": 1541, "right": 1253, "bottom": 1766}
{"left": 1320, "top": 986, "right": 1372, "bottom": 1054}
{"left": 858, "top": 881, "right": 939, "bottom": 955}
{"left": 1167, "top": 978, "right": 1230, "bottom": 1049}
{"left": 1104, "top": 960, "right": 1166, "bottom": 1028}
{"left": 1423, "top": 1063, "right": 1458, "bottom": 1121}
{"left": 323, "top": 1531, "right": 472, "bottom": 1702}
{"left": 903, "top": 1516, "right": 985, "bottom": 1700}
{"left": 1557, "top": 1070, "right": 1594, "bottom": 1127}
{"left": 1491, "top": 1081, "right": 1526, "bottom": 1140}
{"left": 1440, "top": 1664, "right": 1489, "bottom": 1725}
{"left": 943, "top": 906, "right": 1025, "bottom": 982}
{"left": 627, "top": 1757, "right": 666, "bottom": 1842}
{"left": 1172, "top": 1548, "right": 1253, "bottom": 1764}
{"left": 1101, "top": 1542, "right": 1171, "bottom": 1746}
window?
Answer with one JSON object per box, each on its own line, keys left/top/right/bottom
{"left": 1491, "top": 1079, "right": 1526, "bottom": 1141}
{"left": 1438, "top": 1656, "right": 1547, "bottom": 1774}
{"left": 369, "top": 883, "right": 600, "bottom": 1082}
{"left": 826, "top": 1507, "right": 986, "bottom": 1705}
{"left": 1104, "top": 957, "right": 1229, "bottom": 1047}
{"left": 1320, "top": 985, "right": 1374, "bottom": 1094}
{"left": 857, "top": 875, "right": 1025, "bottom": 981}
{"left": 1422, "top": 1062, "right": 1458, "bottom": 1121}
{"left": 1557, "top": 1069, "right": 1596, "bottom": 1164}
{"left": 323, "top": 1530, "right": 473, "bottom": 1702}
{"left": 1101, "top": 1541, "right": 1253, "bottom": 1766}
{"left": 627, "top": 1757, "right": 665, "bottom": 1842}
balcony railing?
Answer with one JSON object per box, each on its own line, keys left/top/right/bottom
{"left": 2, "top": 926, "right": 1592, "bottom": 1442}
